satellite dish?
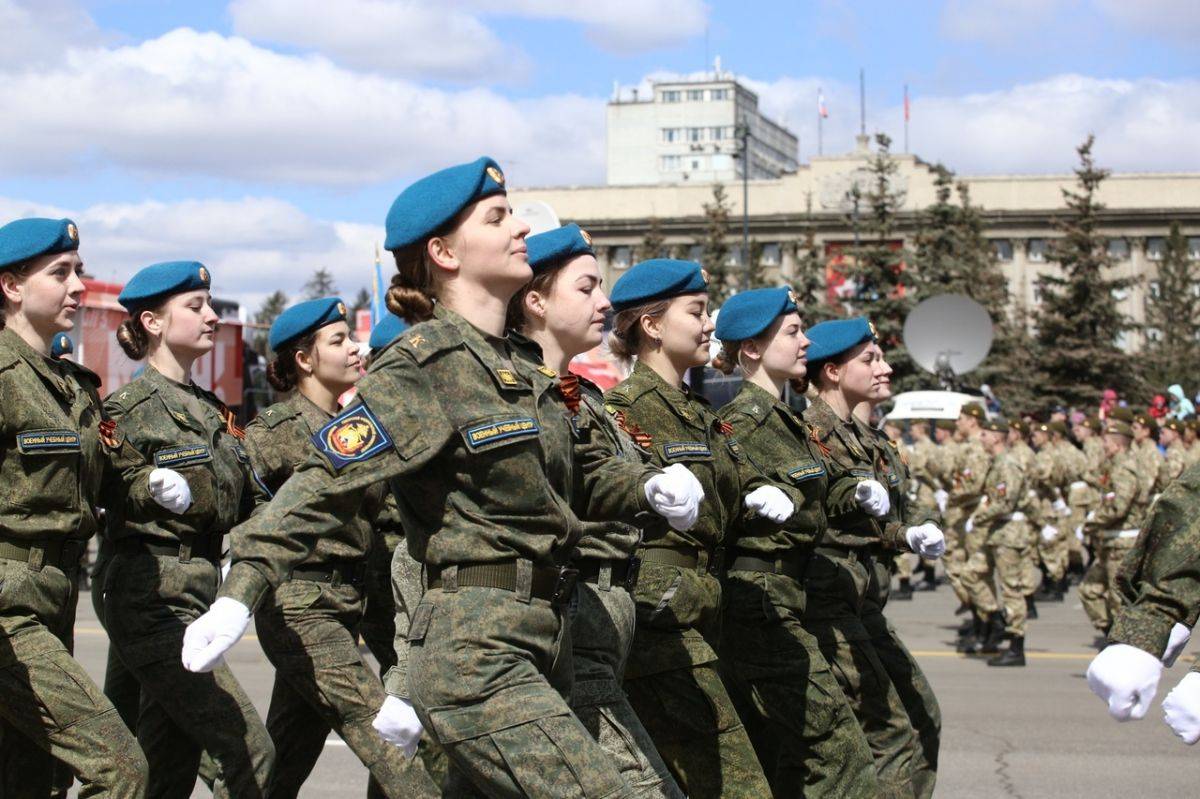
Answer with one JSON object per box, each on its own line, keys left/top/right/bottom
{"left": 904, "top": 294, "right": 993, "bottom": 381}
{"left": 513, "top": 201, "right": 562, "bottom": 236}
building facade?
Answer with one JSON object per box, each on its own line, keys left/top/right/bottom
{"left": 514, "top": 138, "right": 1200, "bottom": 351}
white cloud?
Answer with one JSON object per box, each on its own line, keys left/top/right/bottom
{"left": 0, "top": 195, "right": 381, "bottom": 311}
{"left": 0, "top": 28, "right": 606, "bottom": 187}
{"left": 0, "top": 0, "right": 107, "bottom": 67}
{"left": 497, "top": 0, "right": 709, "bottom": 54}
{"left": 1092, "top": 0, "right": 1200, "bottom": 46}
{"left": 939, "top": 0, "right": 1069, "bottom": 47}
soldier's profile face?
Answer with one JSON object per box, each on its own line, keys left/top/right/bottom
{"left": 538, "top": 254, "right": 609, "bottom": 358}
{"left": 1, "top": 251, "right": 86, "bottom": 337}
{"left": 755, "top": 311, "right": 809, "bottom": 382}
{"left": 157, "top": 289, "right": 219, "bottom": 357}
{"left": 446, "top": 195, "right": 532, "bottom": 293}
{"left": 651, "top": 292, "right": 712, "bottom": 369}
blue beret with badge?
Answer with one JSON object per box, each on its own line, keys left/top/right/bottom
{"left": 50, "top": 332, "right": 74, "bottom": 358}
{"left": 805, "top": 317, "right": 877, "bottom": 364}
{"left": 384, "top": 156, "right": 507, "bottom": 252}
{"left": 715, "top": 286, "right": 799, "bottom": 342}
{"left": 118, "top": 261, "right": 211, "bottom": 312}
{"left": 269, "top": 297, "right": 349, "bottom": 352}
{"left": 368, "top": 313, "right": 409, "bottom": 351}
{"left": 610, "top": 259, "right": 707, "bottom": 312}
{"left": 526, "top": 223, "right": 595, "bottom": 274}
{"left": 0, "top": 217, "right": 80, "bottom": 272}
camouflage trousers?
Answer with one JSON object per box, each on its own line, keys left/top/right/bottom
{"left": 568, "top": 578, "right": 682, "bottom": 799}
{"left": 1079, "top": 534, "right": 1140, "bottom": 633}
{"left": 408, "top": 583, "right": 632, "bottom": 798}
{"left": 254, "top": 578, "right": 439, "bottom": 799}
{"left": 960, "top": 527, "right": 1001, "bottom": 615}
{"left": 985, "top": 543, "right": 1037, "bottom": 637}
{"left": 1036, "top": 519, "right": 1070, "bottom": 582}
{"left": 719, "top": 569, "right": 878, "bottom": 799}
{"left": 0, "top": 554, "right": 148, "bottom": 799}
{"left": 91, "top": 545, "right": 142, "bottom": 733}
{"left": 940, "top": 515, "right": 972, "bottom": 606}
{"left": 863, "top": 557, "right": 941, "bottom": 799}
{"left": 622, "top": 561, "right": 770, "bottom": 799}
{"left": 802, "top": 551, "right": 919, "bottom": 799}
{"left": 103, "top": 550, "right": 274, "bottom": 799}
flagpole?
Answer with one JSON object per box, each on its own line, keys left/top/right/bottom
{"left": 903, "top": 84, "right": 910, "bottom": 154}
{"left": 817, "top": 87, "right": 824, "bottom": 156}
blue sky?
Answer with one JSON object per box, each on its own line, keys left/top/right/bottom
{"left": 2, "top": 0, "right": 1198, "bottom": 304}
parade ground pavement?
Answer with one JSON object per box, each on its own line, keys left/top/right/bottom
{"left": 68, "top": 581, "right": 1198, "bottom": 798}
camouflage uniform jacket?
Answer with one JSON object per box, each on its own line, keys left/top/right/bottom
{"left": 973, "top": 450, "right": 1029, "bottom": 547}
{"left": 863, "top": 424, "right": 939, "bottom": 540}
{"left": 800, "top": 396, "right": 908, "bottom": 551}
{"left": 1027, "top": 443, "right": 1068, "bottom": 526}
{"left": 0, "top": 328, "right": 151, "bottom": 545}
{"left": 717, "top": 381, "right": 827, "bottom": 556}
{"left": 947, "top": 435, "right": 991, "bottom": 522}
{"left": 603, "top": 359, "right": 767, "bottom": 557}
{"left": 103, "top": 364, "right": 255, "bottom": 543}
{"left": 907, "top": 437, "right": 940, "bottom": 512}
{"left": 1110, "top": 463, "right": 1200, "bottom": 663}
{"left": 1132, "top": 438, "right": 1162, "bottom": 503}
{"left": 1159, "top": 441, "right": 1189, "bottom": 491}
{"left": 240, "top": 392, "right": 387, "bottom": 567}
{"left": 221, "top": 305, "right": 657, "bottom": 611}
{"left": 1084, "top": 450, "right": 1140, "bottom": 535}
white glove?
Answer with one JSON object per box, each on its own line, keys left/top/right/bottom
{"left": 220, "top": 561, "right": 231, "bottom": 581}
{"left": 181, "top": 597, "right": 252, "bottom": 673}
{"left": 1052, "top": 497, "right": 1070, "bottom": 516}
{"left": 372, "top": 696, "right": 424, "bottom": 758}
{"left": 1040, "top": 525, "right": 1058, "bottom": 543}
{"left": 933, "top": 489, "right": 948, "bottom": 514}
{"left": 148, "top": 468, "right": 192, "bottom": 514}
{"left": 1163, "top": 672, "right": 1200, "bottom": 744}
{"left": 1163, "top": 623, "right": 1193, "bottom": 668}
{"left": 743, "top": 486, "right": 794, "bottom": 523}
{"left": 1086, "top": 510, "right": 1096, "bottom": 522}
{"left": 1086, "top": 643, "right": 1164, "bottom": 721}
{"left": 644, "top": 463, "right": 705, "bottom": 532}
{"left": 905, "top": 523, "right": 945, "bottom": 559}
{"left": 1075, "top": 526, "right": 1084, "bottom": 542}
{"left": 964, "top": 516, "right": 975, "bottom": 534}
{"left": 854, "top": 480, "right": 890, "bottom": 517}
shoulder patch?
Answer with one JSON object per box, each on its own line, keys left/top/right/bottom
{"left": 787, "top": 461, "right": 827, "bottom": 483}
{"left": 661, "top": 441, "right": 712, "bottom": 461}
{"left": 312, "top": 402, "right": 393, "bottom": 469}
{"left": 462, "top": 416, "right": 540, "bottom": 451}
{"left": 153, "top": 444, "right": 213, "bottom": 468}
{"left": 17, "top": 429, "right": 82, "bottom": 454}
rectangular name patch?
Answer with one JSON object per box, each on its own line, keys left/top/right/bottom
{"left": 464, "top": 417, "right": 540, "bottom": 451}
{"left": 16, "top": 429, "right": 81, "bottom": 454}
{"left": 787, "top": 462, "right": 826, "bottom": 483}
{"left": 312, "top": 402, "right": 393, "bottom": 469}
{"left": 154, "top": 444, "right": 213, "bottom": 468}
{"left": 662, "top": 441, "right": 712, "bottom": 461}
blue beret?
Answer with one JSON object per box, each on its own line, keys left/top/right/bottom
{"left": 526, "top": 224, "right": 595, "bottom": 274}
{"left": 715, "top": 287, "right": 799, "bottom": 342}
{"left": 610, "top": 259, "right": 707, "bottom": 312}
{"left": 384, "top": 156, "right": 507, "bottom": 251}
{"left": 269, "top": 297, "right": 349, "bottom": 352}
{"left": 50, "top": 332, "right": 74, "bottom": 358}
{"left": 805, "top": 317, "right": 877, "bottom": 364}
{"left": 0, "top": 218, "right": 79, "bottom": 271}
{"left": 369, "top": 313, "right": 409, "bottom": 350}
{"left": 118, "top": 261, "right": 211, "bottom": 312}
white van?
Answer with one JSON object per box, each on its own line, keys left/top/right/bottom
{"left": 884, "top": 390, "right": 990, "bottom": 421}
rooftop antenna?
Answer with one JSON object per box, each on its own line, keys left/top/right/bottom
{"left": 859, "top": 68, "right": 866, "bottom": 137}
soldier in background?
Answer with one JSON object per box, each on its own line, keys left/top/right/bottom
{"left": 1156, "top": 418, "right": 1190, "bottom": 492}
{"left": 1130, "top": 412, "right": 1163, "bottom": 505}
{"left": 1068, "top": 416, "right": 1104, "bottom": 581}
{"left": 905, "top": 419, "right": 941, "bottom": 592}
{"left": 948, "top": 404, "right": 997, "bottom": 652}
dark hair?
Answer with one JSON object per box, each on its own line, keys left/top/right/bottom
{"left": 385, "top": 244, "right": 436, "bottom": 325}
{"left": 808, "top": 350, "right": 857, "bottom": 390}
{"left": 505, "top": 267, "right": 563, "bottom": 333}
{"left": 0, "top": 260, "right": 35, "bottom": 331}
{"left": 716, "top": 334, "right": 808, "bottom": 394}
{"left": 116, "top": 312, "right": 153, "bottom": 360}
{"left": 608, "top": 299, "right": 670, "bottom": 362}
{"left": 265, "top": 330, "right": 320, "bottom": 392}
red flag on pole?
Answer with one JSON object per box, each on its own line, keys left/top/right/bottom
{"left": 818, "top": 89, "right": 828, "bottom": 119}
{"left": 904, "top": 84, "right": 910, "bottom": 122}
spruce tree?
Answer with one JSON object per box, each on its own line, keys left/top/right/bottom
{"left": 302, "top": 268, "right": 338, "bottom": 300}
{"left": 792, "top": 193, "right": 835, "bottom": 323}
{"left": 350, "top": 287, "right": 371, "bottom": 313}
{"left": 1143, "top": 222, "right": 1200, "bottom": 391}
{"left": 1033, "top": 135, "right": 1140, "bottom": 411}
{"left": 253, "top": 290, "right": 289, "bottom": 355}
{"left": 638, "top": 218, "right": 667, "bottom": 262}
{"left": 698, "top": 184, "right": 733, "bottom": 304}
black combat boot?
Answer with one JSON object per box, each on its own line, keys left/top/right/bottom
{"left": 957, "top": 614, "right": 983, "bottom": 653}
{"left": 978, "top": 611, "right": 1006, "bottom": 654}
{"left": 894, "top": 577, "right": 913, "bottom": 601}
{"left": 916, "top": 564, "right": 938, "bottom": 591}
{"left": 1034, "top": 567, "right": 1056, "bottom": 600}
{"left": 1026, "top": 595, "right": 1039, "bottom": 620}
{"left": 988, "top": 635, "right": 1026, "bottom": 667}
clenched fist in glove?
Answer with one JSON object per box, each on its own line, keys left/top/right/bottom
{"left": 373, "top": 696, "right": 424, "bottom": 758}
{"left": 854, "top": 480, "right": 890, "bottom": 518}
{"left": 149, "top": 468, "right": 192, "bottom": 514}
{"left": 743, "top": 486, "right": 794, "bottom": 523}
{"left": 905, "top": 524, "right": 945, "bottom": 559}
{"left": 1086, "top": 643, "right": 1164, "bottom": 721}
{"left": 644, "top": 463, "right": 705, "bottom": 532}
{"left": 1163, "top": 672, "right": 1200, "bottom": 744}
{"left": 181, "top": 597, "right": 252, "bottom": 673}
{"left": 1040, "top": 525, "right": 1058, "bottom": 544}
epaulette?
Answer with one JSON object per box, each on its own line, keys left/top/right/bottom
{"left": 392, "top": 317, "right": 462, "bottom": 365}
{"left": 574, "top": 373, "right": 605, "bottom": 404}
{"left": 105, "top": 377, "right": 156, "bottom": 414}
{"left": 61, "top": 359, "right": 102, "bottom": 390}
{"left": 610, "top": 377, "right": 656, "bottom": 405}
{"left": 256, "top": 401, "right": 302, "bottom": 430}
{"left": 724, "top": 394, "right": 772, "bottom": 426}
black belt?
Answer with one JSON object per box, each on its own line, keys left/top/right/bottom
{"left": 812, "top": 544, "right": 872, "bottom": 565}
{"left": 727, "top": 548, "right": 811, "bottom": 581}
{"left": 116, "top": 532, "right": 224, "bottom": 563}
{"left": 574, "top": 556, "right": 641, "bottom": 591}
{"left": 427, "top": 560, "right": 578, "bottom": 605}
{"left": 638, "top": 545, "right": 725, "bottom": 575}
{"left": 290, "top": 560, "right": 368, "bottom": 587}
{"left": 0, "top": 537, "right": 88, "bottom": 573}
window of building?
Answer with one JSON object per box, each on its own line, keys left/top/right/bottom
{"left": 710, "top": 88, "right": 730, "bottom": 101}
{"left": 1107, "top": 237, "right": 1130, "bottom": 260}
{"left": 725, "top": 248, "right": 743, "bottom": 268}
{"left": 690, "top": 158, "right": 702, "bottom": 170}
{"left": 687, "top": 89, "right": 704, "bottom": 101}
{"left": 1147, "top": 236, "right": 1166, "bottom": 260}
{"left": 661, "top": 90, "right": 681, "bottom": 103}
{"left": 710, "top": 127, "right": 726, "bottom": 141}
{"left": 612, "top": 246, "right": 632, "bottom": 270}
{"left": 1149, "top": 280, "right": 1161, "bottom": 299}
{"left": 688, "top": 127, "right": 703, "bottom": 142}
{"left": 1189, "top": 237, "right": 1200, "bottom": 260}
{"left": 990, "top": 239, "right": 1014, "bottom": 262}
{"left": 1112, "top": 286, "right": 1129, "bottom": 302}
{"left": 659, "top": 155, "right": 681, "bottom": 171}
{"left": 1146, "top": 327, "right": 1163, "bottom": 343}
{"left": 661, "top": 128, "right": 680, "bottom": 143}
{"left": 761, "top": 243, "right": 782, "bottom": 266}
{"left": 1027, "top": 239, "right": 1048, "bottom": 262}
{"left": 688, "top": 244, "right": 704, "bottom": 262}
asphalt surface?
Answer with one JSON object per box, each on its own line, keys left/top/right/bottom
{"left": 65, "top": 578, "right": 1198, "bottom": 798}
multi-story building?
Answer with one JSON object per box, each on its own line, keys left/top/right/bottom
{"left": 514, "top": 136, "right": 1200, "bottom": 351}
{"left": 606, "top": 70, "right": 799, "bottom": 186}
